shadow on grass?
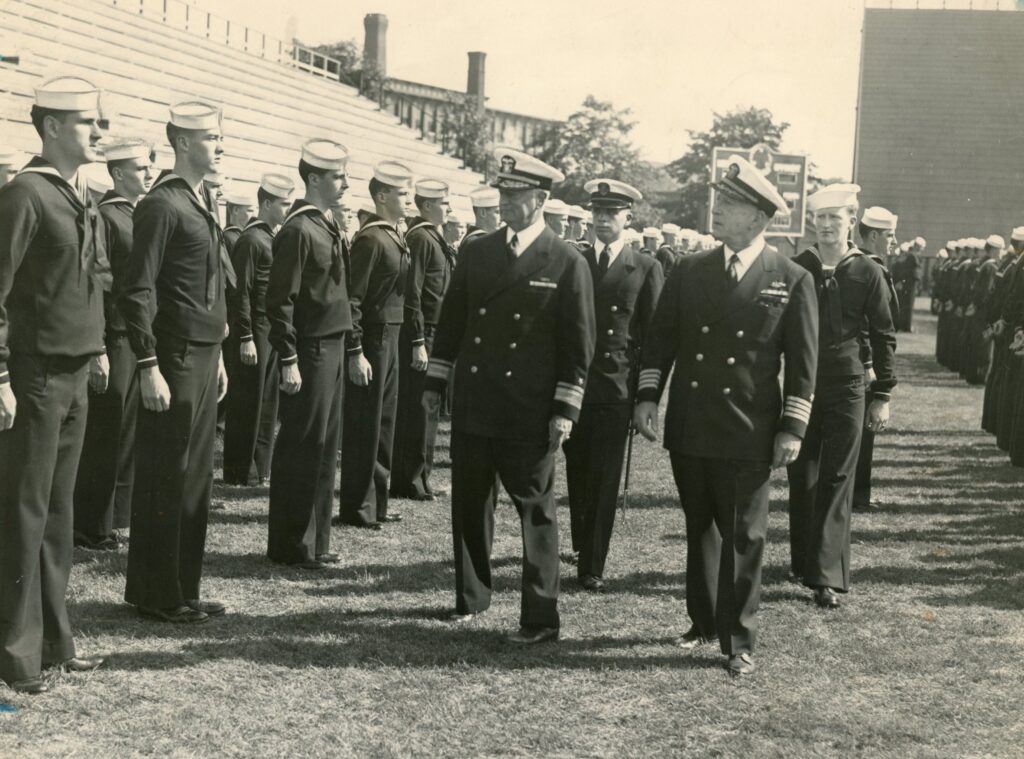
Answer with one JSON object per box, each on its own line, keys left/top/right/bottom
{"left": 73, "top": 603, "right": 723, "bottom": 673}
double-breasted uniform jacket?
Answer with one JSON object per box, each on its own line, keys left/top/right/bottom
{"left": 638, "top": 243, "right": 818, "bottom": 461}
{"left": 266, "top": 200, "right": 353, "bottom": 362}
{"left": 579, "top": 243, "right": 664, "bottom": 404}
{"left": 0, "top": 157, "right": 107, "bottom": 379}
{"left": 404, "top": 216, "right": 454, "bottom": 346}
{"left": 425, "top": 225, "right": 596, "bottom": 440}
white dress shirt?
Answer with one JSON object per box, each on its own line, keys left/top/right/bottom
{"left": 506, "top": 216, "right": 547, "bottom": 257}
{"left": 594, "top": 238, "right": 625, "bottom": 267}
{"left": 724, "top": 233, "right": 766, "bottom": 283}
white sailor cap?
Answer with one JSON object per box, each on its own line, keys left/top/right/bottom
{"left": 543, "top": 199, "right": 570, "bottom": 216}
{"left": 203, "top": 172, "right": 224, "bottom": 187}
{"left": 224, "top": 188, "right": 254, "bottom": 207}
{"left": 102, "top": 137, "right": 152, "bottom": 163}
{"left": 642, "top": 226, "right": 661, "bottom": 239}
{"left": 661, "top": 223, "right": 681, "bottom": 235}
{"left": 1012, "top": 227, "right": 1024, "bottom": 242}
{"left": 169, "top": 101, "right": 222, "bottom": 130}
{"left": 860, "top": 206, "right": 897, "bottom": 231}
{"left": 946, "top": 240, "right": 956, "bottom": 249}
{"left": 34, "top": 76, "right": 100, "bottom": 111}
{"left": 807, "top": 182, "right": 861, "bottom": 213}
{"left": 899, "top": 242, "right": 911, "bottom": 253}
{"left": 492, "top": 145, "right": 564, "bottom": 191}
{"left": 679, "top": 228, "right": 699, "bottom": 241}
{"left": 302, "top": 139, "right": 349, "bottom": 171}
{"left": 414, "top": 178, "right": 449, "bottom": 199}
{"left": 914, "top": 236, "right": 926, "bottom": 247}
{"left": 469, "top": 186, "right": 499, "bottom": 208}
{"left": 358, "top": 200, "right": 376, "bottom": 215}
{"left": 259, "top": 173, "right": 294, "bottom": 199}
{"left": 86, "top": 174, "right": 113, "bottom": 194}
{"left": 372, "top": 160, "right": 413, "bottom": 186}
{"left": 987, "top": 234, "right": 1005, "bottom": 249}
{"left": 584, "top": 178, "right": 642, "bottom": 210}
{"left": 715, "top": 155, "right": 788, "bottom": 215}
{"left": 623, "top": 229, "right": 642, "bottom": 244}
{"left": 937, "top": 249, "right": 948, "bottom": 259}
{"left": 567, "top": 204, "right": 587, "bottom": 220}
{"left": 971, "top": 237, "right": 985, "bottom": 250}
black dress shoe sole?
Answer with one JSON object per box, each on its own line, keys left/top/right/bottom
{"left": 62, "top": 657, "right": 105, "bottom": 672}
{"left": 380, "top": 514, "right": 403, "bottom": 522}
{"left": 315, "top": 555, "right": 341, "bottom": 564}
{"left": 9, "top": 679, "right": 49, "bottom": 694}
{"left": 138, "top": 607, "right": 210, "bottom": 624}
{"left": 508, "top": 628, "right": 559, "bottom": 645}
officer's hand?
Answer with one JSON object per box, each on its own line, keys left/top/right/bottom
{"left": 422, "top": 389, "right": 441, "bottom": 413}
{"left": 866, "top": 399, "right": 890, "bottom": 432}
{"left": 217, "top": 354, "right": 229, "bottom": 402}
{"left": 240, "top": 339, "right": 257, "bottom": 366}
{"left": 411, "top": 344, "right": 428, "bottom": 371}
{"left": 633, "top": 401, "right": 659, "bottom": 442}
{"left": 771, "top": 431, "right": 802, "bottom": 468}
{"left": 140, "top": 366, "right": 171, "bottom": 412}
{"left": 280, "top": 363, "right": 302, "bottom": 395}
{"left": 993, "top": 319, "right": 1007, "bottom": 336}
{"left": 863, "top": 366, "right": 877, "bottom": 385}
{"left": 348, "top": 354, "right": 373, "bottom": 386}
{"left": 0, "top": 383, "right": 16, "bottom": 431}
{"left": 548, "top": 415, "right": 573, "bottom": 452}
{"left": 88, "top": 353, "right": 110, "bottom": 394}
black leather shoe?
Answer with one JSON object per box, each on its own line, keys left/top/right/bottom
{"left": 579, "top": 574, "right": 605, "bottom": 592}
{"left": 316, "top": 553, "right": 340, "bottom": 564}
{"left": 294, "top": 560, "right": 327, "bottom": 570}
{"left": 138, "top": 605, "right": 209, "bottom": 624}
{"left": 62, "top": 655, "right": 105, "bottom": 672}
{"left": 8, "top": 677, "right": 48, "bottom": 695}
{"left": 507, "top": 625, "right": 559, "bottom": 645}
{"left": 186, "top": 599, "right": 226, "bottom": 616}
{"left": 728, "top": 653, "right": 756, "bottom": 676}
{"left": 672, "top": 626, "right": 717, "bottom": 650}
{"left": 74, "top": 534, "right": 118, "bottom": 551}
{"left": 813, "top": 586, "right": 841, "bottom": 609}
{"left": 380, "top": 513, "right": 403, "bottom": 523}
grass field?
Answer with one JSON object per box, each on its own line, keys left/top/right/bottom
{"left": 2, "top": 305, "right": 1023, "bottom": 758}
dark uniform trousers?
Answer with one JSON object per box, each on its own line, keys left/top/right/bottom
{"left": 670, "top": 454, "right": 770, "bottom": 656}
{"left": 73, "top": 332, "right": 137, "bottom": 540}
{"left": 0, "top": 354, "right": 89, "bottom": 682}
{"left": 853, "top": 421, "right": 876, "bottom": 509}
{"left": 391, "top": 327, "right": 436, "bottom": 498}
{"left": 451, "top": 431, "right": 560, "bottom": 630}
{"left": 340, "top": 323, "right": 400, "bottom": 524}
{"left": 788, "top": 375, "right": 865, "bottom": 591}
{"left": 223, "top": 317, "right": 279, "bottom": 484}
{"left": 124, "top": 336, "right": 219, "bottom": 609}
{"left": 267, "top": 335, "right": 343, "bottom": 563}
{"left": 562, "top": 402, "right": 631, "bottom": 576}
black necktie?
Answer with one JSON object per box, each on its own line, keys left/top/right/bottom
{"left": 598, "top": 248, "right": 610, "bottom": 279}
{"left": 727, "top": 253, "right": 740, "bottom": 287}
{"left": 507, "top": 234, "right": 519, "bottom": 267}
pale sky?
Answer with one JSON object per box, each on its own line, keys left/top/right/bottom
{"left": 193, "top": 0, "right": 964, "bottom": 178}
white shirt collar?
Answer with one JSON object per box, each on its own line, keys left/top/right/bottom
{"left": 505, "top": 216, "right": 547, "bottom": 257}
{"left": 724, "top": 233, "right": 765, "bottom": 281}
{"left": 595, "top": 237, "right": 625, "bottom": 265}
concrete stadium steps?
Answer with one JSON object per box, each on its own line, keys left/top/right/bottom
{"left": 0, "top": 0, "right": 484, "bottom": 208}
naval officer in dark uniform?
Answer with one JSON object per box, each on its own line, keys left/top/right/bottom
{"left": 339, "top": 161, "right": 412, "bottom": 528}
{"left": 120, "top": 101, "right": 234, "bottom": 624}
{"left": 634, "top": 156, "right": 818, "bottom": 676}
{"left": 73, "top": 137, "right": 154, "bottom": 549}
{"left": 0, "top": 76, "right": 109, "bottom": 694}
{"left": 563, "top": 178, "right": 663, "bottom": 591}
{"left": 266, "top": 141, "right": 353, "bottom": 567}
{"left": 391, "top": 179, "right": 455, "bottom": 500}
{"left": 788, "top": 183, "right": 896, "bottom": 610}
{"left": 852, "top": 206, "right": 899, "bottom": 512}
{"left": 222, "top": 174, "right": 293, "bottom": 486}
{"left": 423, "top": 146, "right": 595, "bottom": 644}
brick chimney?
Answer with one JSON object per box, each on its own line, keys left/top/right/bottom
{"left": 467, "top": 51, "right": 486, "bottom": 109}
{"left": 363, "top": 13, "right": 387, "bottom": 76}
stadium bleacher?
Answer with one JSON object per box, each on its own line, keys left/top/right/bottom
{"left": 0, "top": 0, "right": 485, "bottom": 213}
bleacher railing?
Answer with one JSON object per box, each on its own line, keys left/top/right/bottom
{"left": 110, "top": 0, "right": 348, "bottom": 81}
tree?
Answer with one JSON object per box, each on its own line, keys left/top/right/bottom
{"left": 666, "top": 107, "right": 790, "bottom": 229}
{"left": 438, "top": 93, "right": 494, "bottom": 174}
{"left": 529, "top": 96, "right": 671, "bottom": 229}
